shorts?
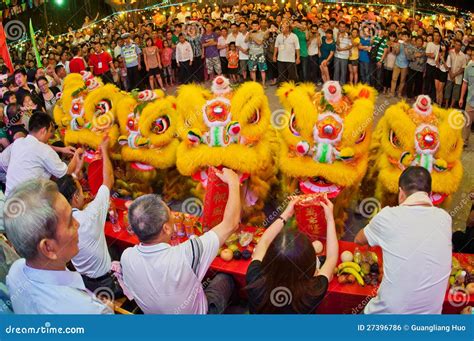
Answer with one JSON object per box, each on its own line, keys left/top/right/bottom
{"left": 205, "top": 56, "right": 222, "bottom": 75}
{"left": 349, "top": 59, "right": 359, "bottom": 66}
{"left": 227, "top": 66, "right": 238, "bottom": 75}
{"left": 435, "top": 68, "right": 447, "bottom": 83}
{"left": 444, "top": 81, "right": 461, "bottom": 101}
{"left": 239, "top": 59, "right": 248, "bottom": 74}
{"left": 148, "top": 67, "right": 161, "bottom": 77}
{"left": 248, "top": 54, "right": 267, "bottom": 72}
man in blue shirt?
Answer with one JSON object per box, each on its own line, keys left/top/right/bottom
{"left": 120, "top": 33, "right": 142, "bottom": 91}
{"left": 390, "top": 31, "right": 409, "bottom": 97}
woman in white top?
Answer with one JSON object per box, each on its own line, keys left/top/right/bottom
{"left": 434, "top": 42, "right": 448, "bottom": 105}
{"left": 383, "top": 32, "right": 398, "bottom": 94}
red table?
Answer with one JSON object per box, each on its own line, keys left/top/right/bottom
{"left": 105, "top": 207, "right": 473, "bottom": 314}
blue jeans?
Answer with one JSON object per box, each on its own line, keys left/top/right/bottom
{"left": 360, "top": 61, "right": 370, "bottom": 84}
{"left": 334, "top": 57, "right": 348, "bottom": 85}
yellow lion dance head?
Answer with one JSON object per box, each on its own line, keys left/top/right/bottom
{"left": 277, "top": 81, "right": 377, "bottom": 233}
{"left": 367, "top": 95, "right": 464, "bottom": 207}
{"left": 176, "top": 76, "right": 276, "bottom": 223}
{"left": 116, "top": 89, "right": 183, "bottom": 200}
{"left": 54, "top": 71, "right": 122, "bottom": 161}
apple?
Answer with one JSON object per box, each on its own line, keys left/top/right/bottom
{"left": 220, "top": 248, "right": 233, "bottom": 261}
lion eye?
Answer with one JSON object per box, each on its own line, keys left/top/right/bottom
{"left": 356, "top": 131, "right": 366, "bottom": 144}
{"left": 152, "top": 116, "right": 170, "bottom": 134}
{"left": 248, "top": 109, "right": 260, "bottom": 124}
{"left": 389, "top": 130, "right": 401, "bottom": 148}
{"left": 289, "top": 112, "right": 300, "bottom": 136}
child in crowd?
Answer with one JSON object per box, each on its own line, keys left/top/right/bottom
{"left": 118, "top": 57, "right": 128, "bottom": 91}
{"left": 111, "top": 59, "right": 121, "bottom": 88}
{"left": 4, "top": 104, "right": 28, "bottom": 142}
{"left": 227, "top": 42, "right": 239, "bottom": 84}
{"left": 161, "top": 40, "right": 174, "bottom": 87}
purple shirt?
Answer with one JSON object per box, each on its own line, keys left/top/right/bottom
{"left": 201, "top": 32, "right": 219, "bottom": 58}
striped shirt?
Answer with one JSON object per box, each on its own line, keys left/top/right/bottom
{"left": 371, "top": 36, "right": 387, "bottom": 62}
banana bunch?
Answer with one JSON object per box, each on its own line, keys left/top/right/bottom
{"left": 337, "top": 262, "right": 365, "bottom": 286}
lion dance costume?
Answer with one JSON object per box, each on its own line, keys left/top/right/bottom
{"left": 276, "top": 81, "right": 377, "bottom": 235}
{"left": 116, "top": 89, "right": 183, "bottom": 200}
{"left": 54, "top": 71, "right": 122, "bottom": 161}
{"left": 366, "top": 95, "right": 464, "bottom": 207}
{"left": 175, "top": 76, "right": 277, "bottom": 224}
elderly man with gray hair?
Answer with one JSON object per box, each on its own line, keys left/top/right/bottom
{"left": 121, "top": 168, "right": 241, "bottom": 314}
{"left": 4, "top": 179, "right": 113, "bottom": 314}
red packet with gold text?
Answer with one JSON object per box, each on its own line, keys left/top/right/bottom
{"left": 294, "top": 194, "right": 327, "bottom": 241}
{"left": 200, "top": 168, "right": 229, "bottom": 231}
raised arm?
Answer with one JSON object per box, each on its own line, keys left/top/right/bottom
{"left": 317, "top": 195, "right": 338, "bottom": 281}
{"left": 211, "top": 168, "right": 241, "bottom": 245}
{"left": 252, "top": 198, "right": 298, "bottom": 262}
{"left": 100, "top": 136, "right": 114, "bottom": 190}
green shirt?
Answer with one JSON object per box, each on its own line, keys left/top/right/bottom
{"left": 293, "top": 28, "right": 308, "bottom": 57}
{"left": 463, "top": 61, "right": 474, "bottom": 107}
{"left": 372, "top": 36, "right": 387, "bottom": 62}
{"left": 172, "top": 34, "right": 179, "bottom": 45}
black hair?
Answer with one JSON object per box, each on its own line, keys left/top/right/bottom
{"left": 72, "top": 46, "right": 80, "bottom": 56}
{"left": 55, "top": 64, "right": 65, "bottom": 74}
{"left": 36, "top": 76, "right": 48, "bottom": 84}
{"left": 28, "top": 111, "right": 54, "bottom": 133}
{"left": 2, "top": 91, "right": 15, "bottom": 104}
{"left": 56, "top": 175, "right": 79, "bottom": 203}
{"left": 398, "top": 166, "right": 432, "bottom": 195}
{"left": 13, "top": 68, "right": 27, "bottom": 77}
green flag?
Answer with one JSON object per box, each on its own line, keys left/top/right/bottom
{"left": 29, "top": 19, "right": 42, "bottom": 68}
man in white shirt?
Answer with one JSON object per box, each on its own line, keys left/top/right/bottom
{"left": 334, "top": 21, "right": 352, "bottom": 85}
{"left": 444, "top": 39, "right": 466, "bottom": 108}
{"left": 176, "top": 6, "right": 191, "bottom": 24}
{"left": 5, "top": 179, "right": 113, "bottom": 314}
{"left": 355, "top": 167, "right": 452, "bottom": 314}
{"left": 56, "top": 136, "right": 122, "bottom": 298}
{"left": 0, "top": 112, "right": 83, "bottom": 196}
{"left": 217, "top": 27, "right": 229, "bottom": 75}
{"left": 236, "top": 23, "right": 249, "bottom": 81}
{"left": 176, "top": 33, "right": 194, "bottom": 84}
{"left": 121, "top": 168, "right": 241, "bottom": 314}
{"left": 273, "top": 23, "right": 300, "bottom": 83}
{"left": 225, "top": 23, "right": 240, "bottom": 45}
{"left": 424, "top": 31, "right": 441, "bottom": 99}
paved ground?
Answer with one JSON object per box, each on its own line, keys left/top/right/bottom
{"left": 168, "top": 83, "right": 473, "bottom": 234}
